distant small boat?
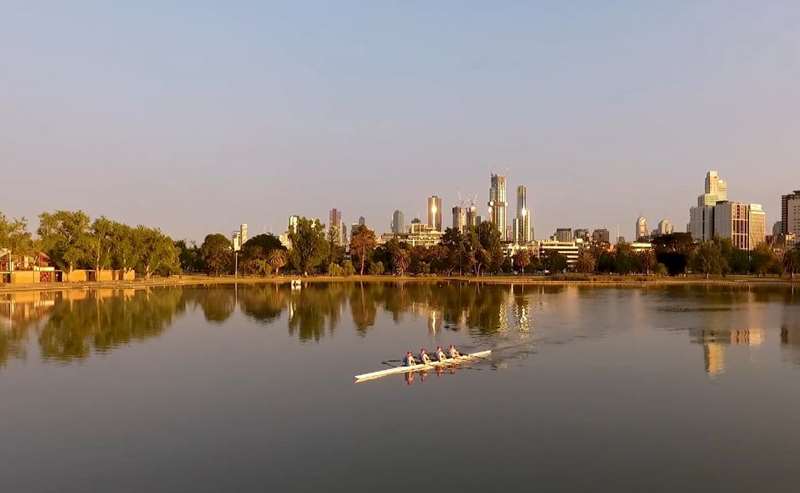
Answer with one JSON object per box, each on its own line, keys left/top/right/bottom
{"left": 290, "top": 279, "right": 302, "bottom": 290}
{"left": 354, "top": 350, "right": 491, "bottom": 383}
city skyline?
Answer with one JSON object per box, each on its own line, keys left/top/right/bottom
{"left": 3, "top": 3, "right": 799, "bottom": 243}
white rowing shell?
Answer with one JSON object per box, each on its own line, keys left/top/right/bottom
{"left": 354, "top": 350, "right": 492, "bottom": 382}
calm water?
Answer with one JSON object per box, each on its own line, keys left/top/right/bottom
{"left": 2, "top": 282, "right": 800, "bottom": 492}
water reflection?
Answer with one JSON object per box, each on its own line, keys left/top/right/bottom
{"left": 2, "top": 283, "right": 799, "bottom": 373}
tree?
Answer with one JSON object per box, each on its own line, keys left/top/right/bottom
{"left": 342, "top": 260, "right": 356, "bottom": 276}
{"left": 112, "top": 222, "right": 139, "bottom": 273}
{"left": 471, "top": 222, "right": 503, "bottom": 275}
{"left": 750, "top": 243, "right": 780, "bottom": 276}
{"left": 135, "top": 227, "right": 179, "bottom": 278}
{"left": 88, "top": 216, "right": 115, "bottom": 275}
{"left": 613, "top": 243, "right": 640, "bottom": 275}
{"left": 513, "top": 250, "right": 531, "bottom": 273}
{"left": 349, "top": 225, "right": 377, "bottom": 275}
{"left": 200, "top": 233, "right": 233, "bottom": 276}
{"left": 575, "top": 250, "right": 596, "bottom": 273}
{"left": 638, "top": 250, "right": 656, "bottom": 275}
{"left": 289, "top": 217, "right": 329, "bottom": 275}
{"left": 267, "top": 249, "right": 288, "bottom": 276}
{"left": 240, "top": 234, "right": 285, "bottom": 276}
{"left": 38, "top": 210, "right": 91, "bottom": 272}
{"left": 691, "top": 241, "right": 724, "bottom": 278}
{"left": 783, "top": 248, "right": 800, "bottom": 278}
{"left": 542, "top": 250, "right": 568, "bottom": 273}
{"left": 652, "top": 233, "right": 694, "bottom": 276}
{"left": 174, "top": 239, "right": 201, "bottom": 273}
{"left": 368, "top": 261, "right": 385, "bottom": 275}
{"left": 392, "top": 246, "right": 411, "bottom": 276}
{"left": 0, "top": 213, "right": 33, "bottom": 258}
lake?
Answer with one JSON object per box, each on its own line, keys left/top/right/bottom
{"left": 2, "top": 282, "right": 800, "bottom": 492}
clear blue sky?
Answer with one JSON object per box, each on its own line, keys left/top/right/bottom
{"left": 3, "top": 1, "right": 799, "bottom": 242}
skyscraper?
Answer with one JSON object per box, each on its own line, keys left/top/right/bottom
{"left": 513, "top": 185, "right": 531, "bottom": 244}
{"left": 689, "top": 170, "right": 728, "bottom": 241}
{"left": 358, "top": 216, "right": 366, "bottom": 227}
{"left": 635, "top": 216, "right": 648, "bottom": 241}
{"left": 466, "top": 205, "right": 478, "bottom": 229}
{"left": 427, "top": 196, "right": 442, "bottom": 232}
{"left": 488, "top": 174, "right": 508, "bottom": 240}
{"left": 391, "top": 209, "right": 405, "bottom": 234}
{"left": 329, "top": 208, "right": 344, "bottom": 245}
{"left": 239, "top": 224, "right": 248, "bottom": 244}
{"left": 781, "top": 190, "right": 800, "bottom": 236}
{"left": 656, "top": 219, "right": 673, "bottom": 236}
{"left": 714, "top": 201, "right": 765, "bottom": 250}
{"left": 452, "top": 206, "right": 467, "bottom": 232}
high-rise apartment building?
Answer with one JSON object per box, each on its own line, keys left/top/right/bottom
{"left": 391, "top": 210, "right": 405, "bottom": 234}
{"left": 488, "top": 174, "right": 508, "bottom": 240}
{"left": 782, "top": 190, "right": 800, "bottom": 236}
{"left": 328, "top": 209, "right": 344, "bottom": 245}
{"left": 452, "top": 206, "right": 467, "bottom": 232}
{"left": 427, "top": 196, "right": 443, "bottom": 232}
{"left": 513, "top": 185, "right": 531, "bottom": 244}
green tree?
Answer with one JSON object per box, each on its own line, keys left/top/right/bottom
{"left": 174, "top": 239, "right": 201, "bottom": 273}
{"left": 783, "top": 248, "right": 800, "bottom": 278}
{"left": 471, "top": 222, "right": 503, "bottom": 275}
{"left": 289, "top": 217, "right": 329, "bottom": 275}
{"left": 0, "top": 213, "right": 34, "bottom": 258}
{"left": 392, "top": 245, "right": 411, "bottom": 276}
{"left": 349, "top": 225, "right": 377, "bottom": 275}
{"left": 369, "top": 261, "right": 385, "bottom": 275}
{"left": 112, "top": 222, "right": 139, "bottom": 273}
{"left": 135, "top": 227, "right": 179, "bottom": 278}
{"left": 638, "top": 249, "right": 656, "bottom": 275}
{"left": 750, "top": 243, "right": 780, "bottom": 276}
{"left": 691, "top": 241, "right": 724, "bottom": 278}
{"left": 342, "top": 260, "right": 356, "bottom": 276}
{"left": 542, "top": 250, "right": 568, "bottom": 273}
{"left": 88, "top": 216, "right": 115, "bottom": 275}
{"left": 38, "top": 210, "right": 91, "bottom": 272}
{"left": 200, "top": 233, "right": 232, "bottom": 276}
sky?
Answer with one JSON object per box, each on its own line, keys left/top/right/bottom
{"left": 2, "top": 1, "right": 799, "bottom": 242}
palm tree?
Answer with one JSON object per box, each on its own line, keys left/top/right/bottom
{"left": 267, "top": 249, "right": 287, "bottom": 276}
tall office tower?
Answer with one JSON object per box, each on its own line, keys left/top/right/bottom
{"left": 656, "top": 219, "right": 673, "bottom": 236}
{"left": 782, "top": 190, "right": 800, "bottom": 236}
{"left": 452, "top": 206, "right": 467, "bottom": 232}
{"left": 358, "top": 216, "right": 366, "bottom": 227}
{"left": 488, "top": 174, "right": 508, "bottom": 240}
{"left": 514, "top": 185, "right": 531, "bottom": 244}
{"left": 329, "top": 209, "right": 344, "bottom": 245}
{"left": 689, "top": 170, "right": 728, "bottom": 241}
{"left": 555, "top": 228, "right": 573, "bottom": 242}
{"left": 391, "top": 209, "right": 405, "bottom": 234}
{"left": 592, "top": 228, "right": 611, "bottom": 244}
{"left": 288, "top": 215, "right": 300, "bottom": 234}
{"left": 713, "top": 202, "right": 765, "bottom": 251}
{"left": 465, "top": 205, "right": 478, "bottom": 229}
{"left": 427, "top": 196, "right": 443, "bottom": 231}
{"left": 240, "top": 224, "right": 248, "bottom": 244}
{"left": 635, "top": 216, "right": 648, "bottom": 241}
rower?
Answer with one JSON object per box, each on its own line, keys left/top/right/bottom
{"left": 435, "top": 346, "right": 447, "bottom": 362}
{"left": 403, "top": 351, "right": 417, "bottom": 366}
{"left": 448, "top": 344, "right": 461, "bottom": 358}
{"left": 418, "top": 348, "right": 432, "bottom": 364}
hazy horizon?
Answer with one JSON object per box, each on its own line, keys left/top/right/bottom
{"left": 3, "top": 2, "right": 799, "bottom": 243}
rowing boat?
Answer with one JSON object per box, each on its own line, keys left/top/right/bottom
{"left": 354, "top": 350, "right": 491, "bottom": 383}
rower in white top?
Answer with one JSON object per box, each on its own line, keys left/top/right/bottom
{"left": 435, "top": 346, "right": 447, "bottom": 362}
{"left": 418, "top": 348, "right": 432, "bottom": 364}
{"left": 448, "top": 344, "right": 461, "bottom": 358}
{"left": 403, "top": 351, "right": 417, "bottom": 366}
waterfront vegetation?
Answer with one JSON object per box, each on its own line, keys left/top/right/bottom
{"left": 3, "top": 212, "right": 800, "bottom": 281}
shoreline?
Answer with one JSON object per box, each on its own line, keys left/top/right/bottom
{"left": 1, "top": 274, "right": 798, "bottom": 294}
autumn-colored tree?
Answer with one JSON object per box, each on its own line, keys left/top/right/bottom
{"left": 349, "top": 225, "right": 377, "bottom": 275}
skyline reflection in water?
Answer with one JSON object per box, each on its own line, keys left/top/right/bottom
{"left": 0, "top": 283, "right": 799, "bottom": 377}
{"left": 3, "top": 282, "right": 800, "bottom": 492}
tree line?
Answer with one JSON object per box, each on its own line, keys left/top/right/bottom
{"left": 1, "top": 210, "right": 179, "bottom": 277}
